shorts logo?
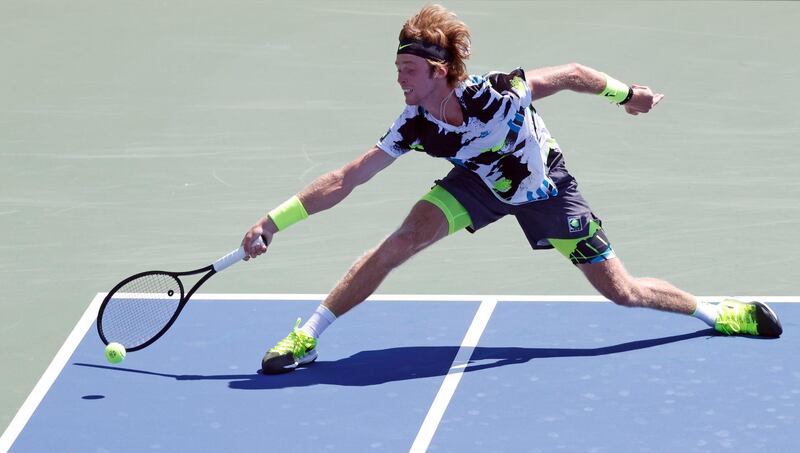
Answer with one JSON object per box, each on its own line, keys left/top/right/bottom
{"left": 567, "top": 216, "right": 583, "bottom": 233}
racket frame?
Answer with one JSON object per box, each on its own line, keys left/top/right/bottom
{"left": 96, "top": 236, "right": 265, "bottom": 352}
{"left": 97, "top": 265, "right": 216, "bottom": 352}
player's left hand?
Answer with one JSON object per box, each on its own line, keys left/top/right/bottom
{"left": 624, "top": 84, "right": 664, "bottom": 116}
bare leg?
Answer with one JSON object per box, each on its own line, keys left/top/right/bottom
{"left": 322, "top": 200, "right": 450, "bottom": 317}
{"left": 579, "top": 257, "right": 697, "bottom": 315}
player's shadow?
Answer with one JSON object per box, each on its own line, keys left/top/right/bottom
{"left": 75, "top": 329, "right": 718, "bottom": 390}
{"left": 232, "top": 328, "right": 716, "bottom": 390}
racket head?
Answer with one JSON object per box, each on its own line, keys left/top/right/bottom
{"left": 97, "top": 271, "right": 186, "bottom": 352}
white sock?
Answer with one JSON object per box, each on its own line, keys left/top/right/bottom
{"left": 301, "top": 305, "right": 337, "bottom": 339}
{"left": 692, "top": 300, "right": 719, "bottom": 327}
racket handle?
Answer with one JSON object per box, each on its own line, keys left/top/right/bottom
{"left": 213, "top": 235, "right": 266, "bottom": 272}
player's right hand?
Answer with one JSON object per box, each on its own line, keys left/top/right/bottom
{"left": 242, "top": 218, "right": 273, "bottom": 260}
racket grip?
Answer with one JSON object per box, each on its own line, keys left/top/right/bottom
{"left": 213, "top": 236, "right": 266, "bottom": 272}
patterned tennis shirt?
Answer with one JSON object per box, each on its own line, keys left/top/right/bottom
{"left": 377, "top": 68, "right": 559, "bottom": 205}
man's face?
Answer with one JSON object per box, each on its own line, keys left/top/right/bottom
{"left": 395, "top": 54, "right": 439, "bottom": 105}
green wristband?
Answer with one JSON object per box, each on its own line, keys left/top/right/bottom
{"left": 599, "top": 74, "right": 631, "bottom": 104}
{"left": 267, "top": 196, "right": 309, "bottom": 231}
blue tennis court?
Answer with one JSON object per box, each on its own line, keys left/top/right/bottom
{"left": 3, "top": 295, "right": 798, "bottom": 452}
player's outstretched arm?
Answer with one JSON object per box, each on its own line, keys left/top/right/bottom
{"left": 525, "top": 63, "right": 664, "bottom": 115}
{"left": 242, "top": 146, "right": 395, "bottom": 258}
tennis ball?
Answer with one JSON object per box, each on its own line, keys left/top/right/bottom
{"left": 105, "top": 342, "right": 126, "bottom": 364}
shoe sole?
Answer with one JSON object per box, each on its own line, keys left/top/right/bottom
{"left": 296, "top": 349, "right": 318, "bottom": 367}
{"left": 753, "top": 301, "right": 783, "bottom": 338}
{"left": 261, "top": 349, "right": 318, "bottom": 375}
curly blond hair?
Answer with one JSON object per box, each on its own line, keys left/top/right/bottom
{"left": 399, "top": 4, "right": 471, "bottom": 86}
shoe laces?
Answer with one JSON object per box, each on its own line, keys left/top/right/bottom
{"left": 269, "top": 318, "right": 316, "bottom": 359}
{"left": 716, "top": 299, "right": 758, "bottom": 335}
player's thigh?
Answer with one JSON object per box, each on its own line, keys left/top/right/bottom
{"left": 549, "top": 223, "right": 635, "bottom": 302}
{"left": 373, "top": 202, "right": 448, "bottom": 268}
{"left": 388, "top": 182, "right": 476, "bottom": 254}
{"left": 419, "top": 184, "right": 473, "bottom": 236}
{"left": 577, "top": 256, "right": 634, "bottom": 302}
{"left": 392, "top": 198, "right": 451, "bottom": 250}
{"left": 547, "top": 219, "right": 616, "bottom": 265}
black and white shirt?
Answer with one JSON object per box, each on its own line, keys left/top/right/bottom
{"left": 377, "top": 68, "right": 559, "bottom": 205}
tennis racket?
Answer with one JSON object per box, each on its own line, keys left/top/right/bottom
{"left": 97, "top": 236, "right": 266, "bottom": 352}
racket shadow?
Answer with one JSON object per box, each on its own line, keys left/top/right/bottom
{"left": 72, "top": 362, "right": 254, "bottom": 382}
{"left": 74, "top": 329, "right": 717, "bottom": 390}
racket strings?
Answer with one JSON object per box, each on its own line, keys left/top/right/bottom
{"left": 101, "top": 273, "right": 182, "bottom": 349}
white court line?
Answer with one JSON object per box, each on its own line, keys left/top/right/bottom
{"left": 409, "top": 297, "right": 498, "bottom": 453}
{"left": 0, "top": 293, "right": 105, "bottom": 453}
{"left": 185, "top": 293, "right": 800, "bottom": 303}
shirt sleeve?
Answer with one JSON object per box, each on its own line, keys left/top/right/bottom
{"left": 376, "top": 105, "right": 420, "bottom": 158}
{"left": 485, "top": 68, "right": 533, "bottom": 106}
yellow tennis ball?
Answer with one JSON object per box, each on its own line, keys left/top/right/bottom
{"left": 105, "top": 342, "right": 126, "bottom": 364}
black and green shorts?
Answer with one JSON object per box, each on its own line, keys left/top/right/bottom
{"left": 422, "top": 165, "right": 616, "bottom": 265}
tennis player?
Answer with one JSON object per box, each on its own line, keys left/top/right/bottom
{"left": 242, "top": 4, "right": 782, "bottom": 374}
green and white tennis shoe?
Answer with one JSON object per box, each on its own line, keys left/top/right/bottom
{"left": 261, "top": 318, "right": 318, "bottom": 374}
{"left": 714, "top": 299, "right": 782, "bottom": 338}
